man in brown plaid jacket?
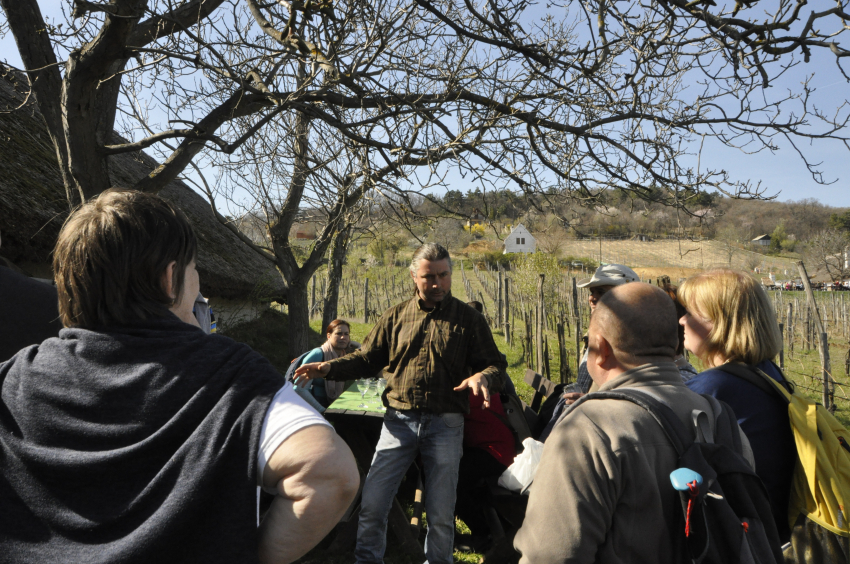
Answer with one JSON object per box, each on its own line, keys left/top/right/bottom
{"left": 296, "top": 242, "right": 506, "bottom": 564}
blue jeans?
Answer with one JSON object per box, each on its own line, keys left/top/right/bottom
{"left": 355, "top": 408, "right": 464, "bottom": 564}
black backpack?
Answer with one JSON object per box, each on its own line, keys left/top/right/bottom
{"left": 284, "top": 351, "right": 312, "bottom": 383}
{"left": 571, "top": 389, "right": 783, "bottom": 564}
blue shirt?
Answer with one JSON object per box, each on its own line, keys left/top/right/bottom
{"left": 299, "top": 348, "right": 329, "bottom": 406}
{"left": 686, "top": 360, "right": 794, "bottom": 541}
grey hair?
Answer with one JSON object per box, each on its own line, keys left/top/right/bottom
{"left": 409, "top": 243, "right": 452, "bottom": 274}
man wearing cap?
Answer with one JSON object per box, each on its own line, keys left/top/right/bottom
{"left": 572, "top": 264, "right": 640, "bottom": 395}
{"left": 535, "top": 264, "right": 641, "bottom": 442}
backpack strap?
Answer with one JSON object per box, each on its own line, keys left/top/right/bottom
{"left": 284, "top": 351, "right": 313, "bottom": 383}
{"left": 714, "top": 362, "right": 793, "bottom": 403}
{"left": 567, "top": 388, "right": 693, "bottom": 456}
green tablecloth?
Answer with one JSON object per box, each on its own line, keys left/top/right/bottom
{"left": 328, "top": 381, "right": 385, "bottom": 413}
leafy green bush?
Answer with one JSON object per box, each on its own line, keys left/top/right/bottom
{"left": 512, "top": 251, "right": 562, "bottom": 302}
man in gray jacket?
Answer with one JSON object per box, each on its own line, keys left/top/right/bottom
{"left": 514, "top": 283, "right": 752, "bottom": 564}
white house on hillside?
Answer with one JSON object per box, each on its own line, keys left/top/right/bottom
{"left": 504, "top": 224, "right": 536, "bottom": 253}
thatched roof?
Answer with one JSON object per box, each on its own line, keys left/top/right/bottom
{"left": 0, "top": 68, "right": 285, "bottom": 301}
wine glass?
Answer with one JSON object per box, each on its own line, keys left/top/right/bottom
{"left": 376, "top": 378, "right": 387, "bottom": 411}
{"left": 356, "top": 378, "right": 369, "bottom": 408}
{"left": 367, "top": 380, "right": 379, "bottom": 408}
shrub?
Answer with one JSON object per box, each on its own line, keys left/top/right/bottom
{"left": 512, "top": 251, "right": 562, "bottom": 302}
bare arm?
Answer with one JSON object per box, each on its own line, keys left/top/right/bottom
{"left": 258, "top": 425, "right": 360, "bottom": 564}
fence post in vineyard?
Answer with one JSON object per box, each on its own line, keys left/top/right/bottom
{"left": 571, "top": 278, "right": 578, "bottom": 321}
{"left": 845, "top": 344, "right": 850, "bottom": 383}
{"left": 534, "top": 305, "right": 540, "bottom": 372}
{"left": 786, "top": 303, "right": 794, "bottom": 358}
{"left": 504, "top": 278, "right": 511, "bottom": 346}
{"left": 797, "top": 261, "right": 826, "bottom": 355}
{"left": 524, "top": 310, "right": 533, "bottom": 367}
{"left": 572, "top": 276, "right": 581, "bottom": 372}
{"left": 557, "top": 322, "right": 568, "bottom": 385}
{"left": 834, "top": 292, "right": 837, "bottom": 325}
{"left": 536, "top": 274, "right": 545, "bottom": 374}
{"left": 363, "top": 278, "right": 369, "bottom": 324}
{"left": 821, "top": 332, "right": 833, "bottom": 412}
{"left": 805, "top": 308, "right": 811, "bottom": 350}
{"left": 779, "top": 323, "right": 784, "bottom": 370}
{"left": 543, "top": 337, "right": 551, "bottom": 381}
{"left": 497, "top": 269, "right": 504, "bottom": 330}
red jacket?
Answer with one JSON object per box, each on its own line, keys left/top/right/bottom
{"left": 463, "top": 390, "right": 517, "bottom": 467}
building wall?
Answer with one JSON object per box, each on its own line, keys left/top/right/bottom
{"left": 504, "top": 225, "right": 536, "bottom": 253}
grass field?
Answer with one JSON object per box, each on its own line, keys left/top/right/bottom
{"left": 559, "top": 238, "right": 796, "bottom": 274}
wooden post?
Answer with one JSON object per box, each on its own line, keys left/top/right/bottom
{"left": 797, "top": 260, "right": 827, "bottom": 364}
{"left": 497, "top": 269, "right": 504, "bottom": 330}
{"left": 557, "top": 322, "right": 569, "bottom": 385}
{"left": 805, "top": 307, "right": 812, "bottom": 350}
{"left": 821, "top": 332, "right": 833, "bottom": 412}
{"left": 571, "top": 277, "right": 579, "bottom": 321}
{"left": 845, "top": 342, "right": 850, "bottom": 382}
{"left": 786, "top": 303, "right": 794, "bottom": 358}
{"left": 363, "top": 278, "right": 370, "bottom": 324}
{"left": 543, "top": 336, "right": 551, "bottom": 381}
{"left": 779, "top": 323, "right": 785, "bottom": 370}
{"left": 575, "top": 315, "right": 582, "bottom": 372}
{"left": 504, "top": 278, "right": 511, "bottom": 345}
{"left": 536, "top": 274, "right": 545, "bottom": 374}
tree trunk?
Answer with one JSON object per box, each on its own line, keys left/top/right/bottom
{"left": 287, "top": 279, "right": 311, "bottom": 360}
{"left": 322, "top": 225, "right": 351, "bottom": 330}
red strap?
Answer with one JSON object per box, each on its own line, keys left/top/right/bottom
{"left": 685, "top": 480, "right": 699, "bottom": 537}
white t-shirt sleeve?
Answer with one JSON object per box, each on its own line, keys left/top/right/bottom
{"left": 257, "top": 381, "right": 333, "bottom": 493}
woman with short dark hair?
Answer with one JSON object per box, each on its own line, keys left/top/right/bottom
{"left": 0, "top": 189, "right": 358, "bottom": 563}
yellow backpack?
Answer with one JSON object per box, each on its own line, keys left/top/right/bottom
{"left": 718, "top": 363, "right": 850, "bottom": 562}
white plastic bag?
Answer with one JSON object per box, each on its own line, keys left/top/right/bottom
{"left": 497, "top": 437, "right": 545, "bottom": 495}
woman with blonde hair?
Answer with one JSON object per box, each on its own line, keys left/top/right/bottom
{"left": 678, "top": 268, "right": 794, "bottom": 542}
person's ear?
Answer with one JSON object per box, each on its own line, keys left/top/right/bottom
{"left": 592, "top": 334, "right": 613, "bottom": 369}
{"left": 161, "top": 260, "right": 178, "bottom": 301}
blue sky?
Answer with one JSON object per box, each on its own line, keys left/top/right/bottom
{"left": 2, "top": 1, "right": 848, "bottom": 208}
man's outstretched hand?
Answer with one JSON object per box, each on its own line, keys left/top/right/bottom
{"left": 293, "top": 362, "right": 331, "bottom": 386}
{"left": 454, "top": 373, "right": 491, "bottom": 409}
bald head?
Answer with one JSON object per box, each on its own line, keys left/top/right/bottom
{"left": 590, "top": 283, "right": 678, "bottom": 363}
